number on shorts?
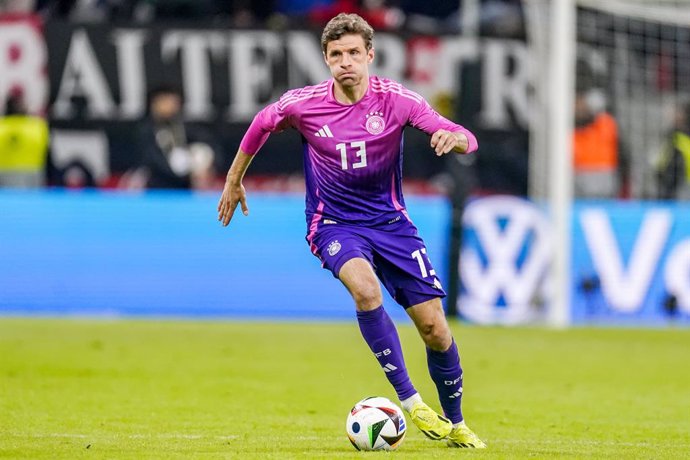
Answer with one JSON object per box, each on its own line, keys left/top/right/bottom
{"left": 411, "top": 248, "right": 436, "bottom": 279}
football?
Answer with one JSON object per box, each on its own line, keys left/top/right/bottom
{"left": 345, "top": 396, "right": 407, "bottom": 451}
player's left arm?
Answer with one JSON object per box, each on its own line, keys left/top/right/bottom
{"left": 402, "top": 87, "right": 478, "bottom": 156}
{"left": 430, "top": 129, "right": 471, "bottom": 156}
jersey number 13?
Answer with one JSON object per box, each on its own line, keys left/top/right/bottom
{"left": 337, "top": 141, "right": 367, "bottom": 170}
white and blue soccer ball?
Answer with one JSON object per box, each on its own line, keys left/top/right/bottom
{"left": 345, "top": 396, "right": 406, "bottom": 451}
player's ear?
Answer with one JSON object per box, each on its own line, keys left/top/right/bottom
{"left": 367, "top": 47, "right": 375, "bottom": 64}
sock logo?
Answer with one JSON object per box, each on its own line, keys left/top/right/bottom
{"left": 444, "top": 377, "right": 462, "bottom": 386}
{"left": 375, "top": 348, "right": 392, "bottom": 358}
{"left": 448, "top": 387, "right": 463, "bottom": 399}
{"left": 382, "top": 363, "right": 398, "bottom": 373}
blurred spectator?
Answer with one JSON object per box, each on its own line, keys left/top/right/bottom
{"left": 399, "top": 0, "right": 459, "bottom": 33}
{"left": 36, "top": 0, "right": 134, "bottom": 22}
{"left": 32, "top": 0, "right": 519, "bottom": 32}
{"left": 572, "top": 89, "right": 628, "bottom": 198}
{"left": 305, "top": 0, "right": 403, "bottom": 30}
{"left": 36, "top": 0, "right": 260, "bottom": 23}
{"left": 121, "top": 85, "right": 222, "bottom": 190}
{"left": 653, "top": 102, "right": 690, "bottom": 200}
{"left": 276, "top": 0, "right": 333, "bottom": 16}
{"left": 35, "top": 0, "right": 75, "bottom": 19}
{"left": 132, "top": 0, "right": 215, "bottom": 22}
{"left": 58, "top": 160, "right": 97, "bottom": 188}
{"left": 398, "top": 0, "right": 523, "bottom": 36}
{"left": 359, "top": 0, "right": 404, "bottom": 30}
{"left": 212, "top": 0, "right": 274, "bottom": 27}
{"left": 0, "top": 94, "right": 49, "bottom": 188}
{"left": 270, "top": 0, "right": 402, "bottom": 30}
{"left": 0, "top": 0, "right": 35, "bottom": 13}
{"left": 479, "top": 0, "right": 524, "bottom": 38}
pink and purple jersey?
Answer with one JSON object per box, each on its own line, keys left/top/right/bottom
{"left": 240, "top": 76, "right": 477, "bottom": 228}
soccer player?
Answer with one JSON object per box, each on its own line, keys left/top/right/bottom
{"left": 217, "top": 13, "right": 485, "bottom": 449}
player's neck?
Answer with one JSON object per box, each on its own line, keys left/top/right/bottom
{"left": 333, "top": 79, "right": 369, "bottom": 105}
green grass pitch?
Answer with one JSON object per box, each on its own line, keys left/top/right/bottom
{"left": 1, "top": 318, "right": 689, "bottom": 459}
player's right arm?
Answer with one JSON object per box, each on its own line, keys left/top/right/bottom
{"left": 217, "top": 92, "right": 296, "bottom": 227}
{"left": 217, "top": 149, "right": 253, "bottom": 226}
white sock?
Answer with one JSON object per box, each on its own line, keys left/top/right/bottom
{"left": 453, "top": 420, "right": 466, "bottom": 428}
{"left": 400, "top": 393, "right": 422, "bottom": 412}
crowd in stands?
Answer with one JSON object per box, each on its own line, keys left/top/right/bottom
{"left": 2, "top": 1, "right": 689, "bottom": 199}
{"left": 0, "top": 0, "right": 528, "bottom": 195}
{"left": 1, "top": 0, "right": 524, "bottom": 36}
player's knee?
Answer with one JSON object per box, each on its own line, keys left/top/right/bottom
{"left": 419, "top": 321, "right": 452, "bottom": 351}
{"left": 351, "top": 283, "right": 383, "bottom": 311}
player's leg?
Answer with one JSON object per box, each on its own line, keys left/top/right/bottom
{"left": 366, "top": 219, "right": 483, "bottom": 446}
{"left": 307, "top": 225, "right": 419, "bottom": 403}
{"left": 341, "top": 257, "right": 457, "bottom": 441}
{"left": 338, "top": 257, "right": 418, "bottom": 402}
{"left": 337, "top": 257, "right": 383, "bottom": 311}
{"left": 406, "top": 298, "right": 459, "bottom": 419}
{"left": 355, "top": 223, "right": 450, "bottom": 440}
{"left": 407, "top": 300, "right": 486, "bottom": 448}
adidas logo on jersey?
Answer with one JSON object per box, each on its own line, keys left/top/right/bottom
{"left": 314, "top": 125, "right": 334, "bottom": 138}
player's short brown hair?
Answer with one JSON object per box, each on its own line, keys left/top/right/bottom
{"left": 321, "top": 13, "right": 374, "bottom": 54}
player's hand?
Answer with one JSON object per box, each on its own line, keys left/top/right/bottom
{"left": 217, "top": 181, "right": 248, "bottom": 227}
{"left": 430, "top": 130, "right": 467, "bottom": 156}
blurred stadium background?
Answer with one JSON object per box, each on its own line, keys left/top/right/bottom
{"left": 1, "top": 1, "right": 690, "bottom": 458}
{"left": 1, "top": 0, "right": 689, "bottom": 325}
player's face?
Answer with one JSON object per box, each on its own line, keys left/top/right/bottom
{"left": 324, "top": 34, "right": 374, "bottom": 89}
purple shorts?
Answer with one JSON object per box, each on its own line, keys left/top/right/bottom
{"left": 306, "top": 217, "right": 446, "bottom": 308}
